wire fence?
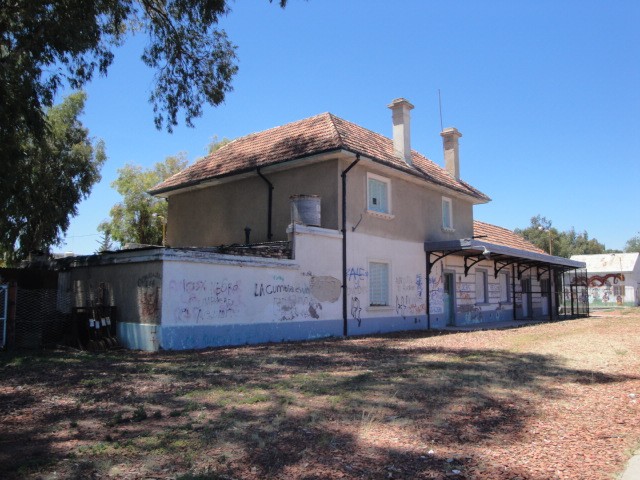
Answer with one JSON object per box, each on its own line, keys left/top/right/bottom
{"left": 0, "top": 284, "right": 7, "bottom": 349}
{"left": 13, "top": 287, "right": 72, "bottom": 349}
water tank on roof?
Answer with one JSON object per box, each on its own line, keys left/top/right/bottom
{"left": 290, "top": 195, "right": 321, "bottom": 227}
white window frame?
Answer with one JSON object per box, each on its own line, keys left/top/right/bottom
{"left": 367, "top": 173, "right": 393, "bottom": 218}
{"left": 442, "top": 196, "right": 454, "bottom": 232}
{"left": 369, "top": 261, "right": 390, "bottom": 307}
{"left": 500, "top": 272, "right": 511, "bottom": 303}
{"left": 475, "top": 268, "right": 488, "bottom": 304}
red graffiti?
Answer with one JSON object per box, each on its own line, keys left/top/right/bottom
{"left": 588, "top": 273, "right": 625, "bottom": 287}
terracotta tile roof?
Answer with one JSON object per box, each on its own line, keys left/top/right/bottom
{"left": 150, "top": 113, "right": 490, "bottom": 201}
{"left": 473, "top": 220, "right": 546, "bottom": 255}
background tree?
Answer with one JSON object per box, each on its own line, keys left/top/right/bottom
{"left": 0, "top": 92, "right": 105, "bottom": 264}
{"left": 515, "top": 215, "right": 606, "bottom": 258}
{"left": 96, "top": 229, "right": 115, "bottom": 253}
{"left": 207, "top": 135, "right": 232, "bottom": 154}
{"left": 1, "top": 1, "right": 287, "bottom": 246}
{"left": 625, "top": 233, "right": 640, "bottom": 253}
{"left": 99, "top": 154, "right": 188, "bottom": 247}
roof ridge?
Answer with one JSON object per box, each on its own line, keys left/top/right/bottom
{"left": 326, "top": 112, "right": 346, "bottom": 147}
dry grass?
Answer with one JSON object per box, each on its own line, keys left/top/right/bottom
{"left": 1, "top": 309, "right": 639, "bottom": 479}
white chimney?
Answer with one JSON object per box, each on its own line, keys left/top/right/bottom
{"left": 441, "top": 127, "right": 462, "bottom": 180}
{"left": 388, "top": 98, "right": 414, "bottom": 165}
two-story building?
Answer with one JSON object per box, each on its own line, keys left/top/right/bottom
{"left": 64, "top": 99, "right": 587, "bottom": 350}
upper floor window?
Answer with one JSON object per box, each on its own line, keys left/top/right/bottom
{"left": 442, "top": 196, "right": 453, "bottom": 231}
{"left": 367, "top": 173, "right": 391, "bottom": 215}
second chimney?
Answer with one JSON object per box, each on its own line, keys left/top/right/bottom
{"left": 441, "top": 127, "right": 462, "bottom": 180}
{"left": 388, "top": 98, "right": 414, "bottom": 166}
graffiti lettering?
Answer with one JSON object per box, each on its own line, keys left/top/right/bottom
{"left": 428, "top": 274, "right": 444, "bottom": 314}
{"left": 346, "top": 266, "right": 368, "bottom": 295}
{"left": 255, "top": 283, "right": 311, "bottom": 297}
{"left": 350, "top": 296, "right": 362, "bottom": 327}
{"left": 416, "top": 274, "right": 424, "bottom": 299}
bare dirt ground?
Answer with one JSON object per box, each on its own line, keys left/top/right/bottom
{"left": 1, "top": 309, "right": 639, "bottom": 480}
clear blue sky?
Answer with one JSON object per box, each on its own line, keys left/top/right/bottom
{"left": 58, "top": 0, "right": 640, "bottom": 254}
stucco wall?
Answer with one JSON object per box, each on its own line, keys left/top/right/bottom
{"left": 344, "top": 231, "right": 429, "bottom": 334}
{"left": 160, "top": 228, "right": 344, "bottom": 349}
{"left": 342, "top": 159, "right": 475, "bottom": 243}
{"left": 166, "top": 159, "right": 340, "bottom": 247}
{"left": 69, "top": 260, "right": 163, "bottom": 325}
{"left": 68, "top": 257, "right": 163, "bottom": 350}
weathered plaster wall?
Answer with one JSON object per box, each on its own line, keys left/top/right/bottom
{"left": 160, "top": 227, "right": 344, "bottom": 349}
{"left": 68, "top": 257, "right": 163, "bottom": 350}
{"left": 166, "top": 159, "right": 340, "bottom": 247}
{"left": 344, "top": 231, "right": 428, "bottom": 335}
{"left": 585, "top": 272, "right": 639, "bottom": 307}
{"left": 426, "top": 256, "right": 554, "bottom": 326}
{"left": 341, "top": 159, "right": 475, "bottom": 244}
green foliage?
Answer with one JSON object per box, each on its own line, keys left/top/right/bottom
{"left": 514, "top": 215, "right": 605, "bottom": 258}
{"left": 624, "top": 233, "right": 640, "bottom": 253}
{"left": 207, "top": 135, "right": 232, "bottom": 154}
{"left": 96, "top": 230, "right": 115, "bottom": 253}
{"left": 100, "top": 154, "right": 188, "bottom": 247}
{"left": 0, "top": 1, "right": 288, "bottom": 251}
{"left": 0, "top": 92, "right": 105, "bottom": 264}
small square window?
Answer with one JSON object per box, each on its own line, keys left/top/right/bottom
{"left": 442, "top": 197, "right": 453, "bottom": 230}
{"left": 369, "top": 262, "right": 390, "bottom": 306}
{"left": 367, "top": 174, "right": 390, "bottom": 214}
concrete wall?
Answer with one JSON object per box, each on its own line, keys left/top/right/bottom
{"left": 160, "top": 227, "right": 344, "bottom": 349}
{"left": 344, "top": 231, "right": 429, "bottom": 335}
{"left": 342, "top": 158, "right": 475, "bottom": 244}
{"left": 68, "top": 253, "right": 163, "bottom": 350}
{"left": 586, "top": 271, "right": 639, "bottom": 307}
{"left": 426, "top": 256, "right": 557, "bottom": 327}
{"left": 167, "top": 159, "right": 340, "bottom": 247}
{"left": 166, "top": 155, "right": 477, "bottom": 248}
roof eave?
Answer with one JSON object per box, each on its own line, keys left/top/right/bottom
{"left": 424, "top": 238, "right": 587, "bottom": 269}
{"left": 149, "top": 147, "right": 490, "bottom": 204}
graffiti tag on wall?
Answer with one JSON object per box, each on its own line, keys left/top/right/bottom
{"left": 394, "top": 275, "right": 425, "bottom": 317}
{"left": 429, "top": 271, "right": 444, "bottom": 314}
{"left": 255, "top": 278, "right": 325, "bottom": 322}
{"left": 138, "top": 273, "right": 161, "bottom": 322}
{"left": 171, "top": 278, "right": 242, "bottom": 324}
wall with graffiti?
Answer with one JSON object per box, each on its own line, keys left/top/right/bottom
{"left": 584, "top": 273, "right": 636, "bottom": 306}
{"left": 345, "top": 231, "right": 427, "bottom": 335}
{"left": 161, "top": 228, "right": 344, "bottom": 349}
{"left": 425, "top": 255, "right": 551, "bottom": 326}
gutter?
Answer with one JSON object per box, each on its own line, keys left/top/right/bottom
{"left": 149, "top": 148, "right": 489, "bottom": 204}
{"left": 341, "top": 154, "right": 360, "bottom": 337}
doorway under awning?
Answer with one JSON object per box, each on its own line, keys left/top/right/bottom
{"left": 424, "top": 236, "right": 589, "bottom": 325}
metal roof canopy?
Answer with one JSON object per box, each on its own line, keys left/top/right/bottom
{"left": 425, "top": 238, "right": 586, "bottom": 279}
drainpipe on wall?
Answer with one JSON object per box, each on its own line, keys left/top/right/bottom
{"left": 512, "top": 264, "right": 517, "bottom": 321}
{"left": 256, "top": 168, "right": 274, "bottom": 241}
{"left": 425, "top": 254, "right": 431, "bottom": 330}
{"left": 341, "top": 154, "right": 360, "bottom": 337}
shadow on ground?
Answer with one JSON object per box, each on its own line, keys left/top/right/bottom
{"left": 1, "top": 332, "right": 638, "bottom": 479}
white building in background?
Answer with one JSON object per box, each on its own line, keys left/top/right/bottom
{"left": 571, "top": 253, "right": 640, "bottom": 307}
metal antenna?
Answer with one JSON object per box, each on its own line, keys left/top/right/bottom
{"left": 438, "top": 89, "right": 444, "bottom": 131}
